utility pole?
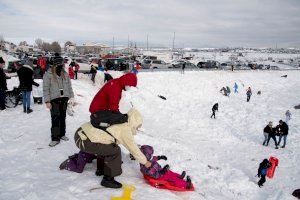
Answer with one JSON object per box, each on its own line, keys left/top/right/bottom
{"left": 172, "top": 32, "right": 175, "bottom": 51}
{"left": 112, "top": 36, "right": 115, "bottom": 54}
{"left": 147, "top": 34, "right": 149, "bottom": 51}
{"left": 127, "top": 35, "right": 129, "bottom": 50}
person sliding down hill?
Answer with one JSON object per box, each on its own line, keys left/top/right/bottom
{"left": 140, "top": 145, "right": 193, "bottom": 189}
{"left": 257, "top": 159, "right": 271, "bottom": 187}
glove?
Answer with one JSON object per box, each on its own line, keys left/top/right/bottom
{"left": 157, "top": 155, "right": 167, "bottom": 160}
{"left": 257, "top": 174, "right": 261, "bottom": 178}
{"left": 68, "top": 97, "right": 75, "bottom": 105}
{"left": 36, "top": 83, "right": 40, "bottom": 87}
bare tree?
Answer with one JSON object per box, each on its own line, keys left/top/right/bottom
{"left": 51, "top": 41, "right": 61, "bottom": 53}
{"left": 0, "top": 35, "right": 4, "bottom": 50}
{"left": 64, "top": 41, "right": 74, "bottom": 48}
{"left": 19, "top": 41, "right": 28, "bottom": 46}
{"left": 42, "top": 42, "right": 52, "bottom": 52}
{"left": 35, "top": 38, "right": 43, "bottom": 49}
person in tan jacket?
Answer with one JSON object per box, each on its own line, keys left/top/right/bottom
{"left": 72, "top": 108, "right": 151, "bottom": 188}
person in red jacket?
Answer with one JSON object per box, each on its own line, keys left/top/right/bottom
{"left": 68, "top": 65, "right": 75, "bottom": 79}
{"left": 89, "top": 73, "right": 137, "bottom": 114}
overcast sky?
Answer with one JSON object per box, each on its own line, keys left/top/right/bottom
{"left": 0, "top": 0, "right": 300, "bottom": 48}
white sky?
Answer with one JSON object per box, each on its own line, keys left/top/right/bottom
{"left": 0, "top": 0, "right": 300, "bottom": 48}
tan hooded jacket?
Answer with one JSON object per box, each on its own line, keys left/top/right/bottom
{"left": 78, "top": 108, "right": 147, "bottom": 165}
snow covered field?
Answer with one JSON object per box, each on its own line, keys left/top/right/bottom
{"left": 0, "top": 70, "right": 300, "bottom": 200}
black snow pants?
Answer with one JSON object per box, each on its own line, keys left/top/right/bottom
{"left": 74, "top": 128, "right": 122, "bottom": 177}
{"left": 50, "top": 97, "right": 69, "bottom": 141}
{"left": 267, "top": 134, "right": 277, "bottom": 146}
{"left": 0, "top": 90, "right": 5, "bottom": 110}
{"left": 258, "top": 175, "right": 266, "bottom": 186}
{"left": 211, "top": 110, "right": 216, "bottom": 118}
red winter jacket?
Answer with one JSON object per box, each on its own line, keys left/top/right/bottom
{"left": 68, "top": 66, "right": 75, "bottom": 79}
{"left": 89, "top": 73, "right": 137, "bottom": 113}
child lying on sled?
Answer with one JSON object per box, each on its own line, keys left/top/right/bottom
{"left": 140, "top": 145, "right": 192, "bottom": 189}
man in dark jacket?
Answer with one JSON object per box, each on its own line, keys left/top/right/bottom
{"left": 16, "top": 62, "right": 39, "bottom": 113}
{"left": 257, "top": 159, "right": 271, "bottom": 187}
{"left": 210, "top": 103, "right": 218, "bottom": 119}
{"left": 278, "top": 120, "right": 289, "bottom": 148}
{"left": 0, "top": 57, "right": 7, "bottom": 110}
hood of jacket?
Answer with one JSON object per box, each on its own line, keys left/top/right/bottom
{"left": 127, "top": 108, "right": 142, "bottom": 135}
{"left": 117, "top": 73, "right": 137, "bottom": 90}
{"left": 140, "top": 145, "right": 153, "bottom": 160}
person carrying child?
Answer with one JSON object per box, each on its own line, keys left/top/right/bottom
{"left": 140, "top": 145, "right": 192, "bottom": 189}
{"left": 257, "top": 159, "right": 272, "bottom": 187}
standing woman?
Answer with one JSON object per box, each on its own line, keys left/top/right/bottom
{"left": 43, "top": 53, "right": 74, "bottom": 147}
{"left": 16, "top": 62, "right": 39, "bottom": 113}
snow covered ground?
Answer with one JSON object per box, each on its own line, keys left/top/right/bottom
{"left": 0, "top": 70, "right": 300, "bottom": 200}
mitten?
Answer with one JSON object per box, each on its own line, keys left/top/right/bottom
{"left": 157, "top": 155, "right": 167, "bottom": 160}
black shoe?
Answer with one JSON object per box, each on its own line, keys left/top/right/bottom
{"left": 275, "top": 146, "right": 279, "bottom": 149}
{"left": 101, "top": 176, "right": 122, "bottom": 188}
{"left": 95, "top": 169, "right": 104, "bottom": 176}
{"left": 23, "top": 107, "right": 26, "bottom": 113}
{"left": 178, "top": 171, "right": 186, "bottom": 179}
{"left": 281, "top": 146, "right": 285, "bottom": 148}
{"left": 186, "top": 176, "right": 192, "bottom": 189}
{"left": 27, "top": 108, "right": 33, "bottom": 114}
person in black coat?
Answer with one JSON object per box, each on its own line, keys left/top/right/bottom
{"left": 210, "top": 103, "right": 219, "bottom": 119}
{"left": 263, "top": 122, "right": 278, "bottom": 148}
{"left": 0, "top": 57, "right": 7, "bottom": 110}
{"left": 257, "top": 159, "right": 271, "bottom": 187}
{"left": 16, "top": 62, "right": 39, "bottom": 113}
{"left": 278, "top": 120, "right": 289, "bottom": 148}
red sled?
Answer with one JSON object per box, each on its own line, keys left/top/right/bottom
{"left": 143, "top": 175, "right": 195, "bottom": 192}
{"left": 267, "top": 156, "right": 279, "bottom": 179}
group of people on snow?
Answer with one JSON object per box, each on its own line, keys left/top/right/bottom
{"left": 262, "top": 119, "right": 289, "bottom": 149}
{"left": 220, "top": 82, "right": 252, "bottom": 102}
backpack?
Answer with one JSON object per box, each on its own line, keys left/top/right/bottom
{"left": 90, "top": 110, "right": 128, "bottom": 129}
{"left": 90, "top": 110, "right": 128, "bottom": 143}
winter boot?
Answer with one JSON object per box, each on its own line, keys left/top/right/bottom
{"left": 27, "top": 107, "right": 33, "bottom": 114}
{"left": 178, "top": 171, "right": 186, "bottom": 179}
{"left": 23, "top": 106, "right": 26, "bottom": 113}
{"left": 161, "top": 164, "right": 170, "bottom": 174}
{"left": 49, "top": 140, "right": 60, "bottom": 147}
{"left": 59, "top": 153, "right": 78, "bottom": 171}
{"left": 60, "top": 136, "right": 69, "bottom": 141}
{"left": 101, "top": 176, "right": 122, "bottom": 189}
{"left": 186, "top": 176, "right": 192, "bottom": 189}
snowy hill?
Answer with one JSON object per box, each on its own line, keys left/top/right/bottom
{"left": 0, "top": 71, "right": 299, "bottom": 200}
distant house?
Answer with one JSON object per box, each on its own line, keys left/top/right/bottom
{"left": 76, "top": 43, "right": 110, "bottom": 54}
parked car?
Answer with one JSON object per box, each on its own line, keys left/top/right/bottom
{"left": 172, "top": 60, "right": 198, "bottom": 69}
{"left": 149, "top": 59, "right": 171, "bottom": 69}
{"left": 103, "top": 58, "right": 129, "bottom": 71}
{"left": 197, "top": 60, "right": 219, "bottom": 69}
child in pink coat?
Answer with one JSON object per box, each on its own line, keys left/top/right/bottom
{"left": 140, "top": 145, "right": 192, "bottom": 189}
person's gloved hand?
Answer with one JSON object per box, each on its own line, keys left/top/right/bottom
{"left": 157, "top": 155, "right": 167, "bottom": 160}
{"left": 36, "top": 83, "right": 40, "bottom": 87}
{"left": 257, "top": 174, "right": 261, "bottom": 178}
{"left": 68, "top": 97, "right": 75, "bottom": 105}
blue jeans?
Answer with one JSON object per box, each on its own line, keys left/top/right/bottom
{"left": 278, "top": 135, "right": 287, "bottom": 147}
{"left": 21, "top": 91, "right": 31, "bottom": 110}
